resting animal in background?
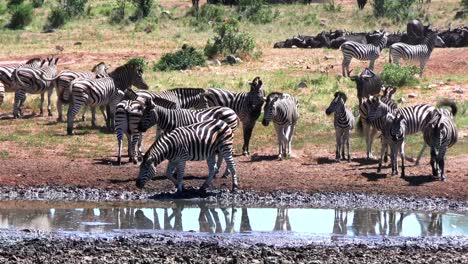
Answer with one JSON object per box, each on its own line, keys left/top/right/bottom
{"left": 261, "top": 92, "right": 299, "bottom": 160}
{"left": 349, "top": 68, "right": 383, "bottom": 108}
{"left": 205, "top": 77, "right": 265, "bottom": 156}
{"left": 12, "top": 57, "right": 59, "bottom": 118}
{"left": 136, "top": 119, "right": 239, "bottom": 193}
{"left": 325, "top": 92, "right": 355, "bottom": 162}
{"left": 389, "top": 32, "right": 445, "bottom": 76}
{"left": 340, "top": 31, "right": 387, "bottom": 76}
{"left": 421, "top": 100, "right": 458, "bottom": 181}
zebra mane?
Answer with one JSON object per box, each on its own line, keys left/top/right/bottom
{"left": 334, "top": 91, "right": 347, "bottom": 103}
{"left": 25, "top": 57, "right": 41, "bottom": 65}
{"left": 169, "top": 87, "right": 205, "bottom": 95}
{"left": 265, "top": 92, "right": 284, "bottom": 105}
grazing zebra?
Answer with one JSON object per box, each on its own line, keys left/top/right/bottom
{"left": 143, "top": 88, "right": 208, "bottom": 109}
{"left": 67, "top": 62, "right": 149, "bottom": 135}
{"left": 136, "top": 119, "right": 238, "bottom": 193}
{"left": 340, "top": 31, "right": 388, "bottom": 76}
{"left": 139, "top": 101, "right": 239, "bottom": 176}
{"left": 12, "top": 57, "right": 59, "bottom": 118}
{"left": 421, "top": 101, "right": 458, "bottom": 181}
{"left": 205, "top": 77, "right": 266, "bottom": 156}
{"left": 0, "top": 58, "right": 42, "bottom": 93}
{"left": 389, "top": 32, "right": 445, "bottom": 76}
{"left": 262, "top": 92, "right": 299, "bottom": 160}
{"left": 367, "top": 98, "right": 435, "bottom": 176}
{"left": 358, "top": 92, "right": 397, "bottom": 159}
{"left": 325, "top": 92, "right": 354, "bottom": 162}
{"left": 39, "top": 62, "right": 109, "bottom": 122}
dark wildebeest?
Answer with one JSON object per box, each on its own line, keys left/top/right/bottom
{"left": 349, "top": 68, "right": 383, "bottom": 107}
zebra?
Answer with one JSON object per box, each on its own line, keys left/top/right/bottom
{"left": 12, "top": 57, "right": 59, "bottom": 118}
{"left": 67, "top": 62, "right": 149, "bottom": 135}
{"left": 138, "top": 101, "right": 239, "bottom": 176}
{"left": 262, "top": 92, "right": 299, "bottom": 160}
{"left": 367, "top": 99, "right": 435, "bottom": 176}
{"left": 389, "top": 32, "right": 445, "bottom": 76}
{"left": 39, "top": 62, "right": 109, "bottom": 122}
{"left": 136, "top": 119, "right": 238, "bottom": 193}
{"left": 340, "top": 31, "right": 388, "bottom": 76}
{"left": 0, "top": 58, "right": 42, "bottom": 93}
{"left": 204, "top": 76, "right": 266, "bottom": 156}
{"left": 420, "top": 101, "right": 457, "bottom": 181}
{"left": 375, "top": 111, "right": 399, "bottom": 176}
{"left": 144, "top": 88, "right": 207, "bottom": 109}
{"left": 325, "top": 92, "right": 354, "bottom": 162}
{"left": 358, "top": 92, "right": 398, "bottom": 159}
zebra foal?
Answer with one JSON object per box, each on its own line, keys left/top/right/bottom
{"left": 67, "top": 62, "right": 149, "bottom": 135}
{"left": 389, "top": 32, "right": 445, "bottom": 76}
{"left": 136, "top": 119, "right": 239, "bottom": 193}
{"left": 262, "top": 92, "right": 299, "bottom": 160}
{"left": 340, "top": 31, "right": 388, "bottom": 76}
{"left": 204, "top": 77, "right": 265, "bottom": 156}
{"left": 325, "top": 92, "right": 354, "bottom": 162}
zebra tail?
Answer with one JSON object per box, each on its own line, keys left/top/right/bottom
{"left": 438, "top": 99, "right": 458, "bottom": 117}
{"left": 14, "top": 69, "right": 27, "bottom": 87}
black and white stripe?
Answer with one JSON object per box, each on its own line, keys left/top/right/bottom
{"left": 0, "top": 58, "right": 41, "bottom": 93}
{"left": 0, "top": 83, "right": 4, "bottom": 107}
{"left": 421, "top": 101, "right": 458, "bottom": 181}
{"left": 340, "top": 31, "right": 387, "bottom": 76}
{"left": 389, "top": 32, "right": 444, "bottom": 75}
{"left": 67, "top": 63, "right": 149, "bottom": 135}
{"left": 205, "top": 77, "right": 265, "bottom": 156}
{"left": 325, "top": 92, "right": 354, "bottom": 162}
{"left": 12, "top": 57, "right": 59, "bottom": 118}
{"left": 147, "top": 88, "right": 207, "bottom": 109}
{"left": 136, "top": 119, "right": 238, "bottom": 193}
{"left": 40, "top": 62, "right": 109, "bottom": 122}
{"left": 262, "top": 92, "right": 300, "bottom": 160}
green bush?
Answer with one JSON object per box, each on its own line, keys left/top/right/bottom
{"left": 46, "top": 6, "right": 68, "bottom": 29}
{"left": 32, "top": 0, "right": 44, "bottom": 8}
{"left": 130, "top": 0, "right": 153, "bottom": 21}
{"left": 204, "top": 19, "right": 256, "bottom": 59}
{"left": 128, "top": 57, "right": 148, "bottom": 71}
{"left": 238, "top": 0, "right": 277, "bottom": 24}
{"left": 64, "top": 0, "right": 88, "bottom": 17}
{"left": 198, "top": 4, "right": 226, "bottom": 22}
{"left": 109, "top": 0, "right": 127, "bottom": 24}
{"left": 154, "top": 45, "right": 206, "bottom": 71}
{"left": 323, "top": 1, "right": 342, "bottom": 12}
{"left": 380, "top": 64, "right": 419, "bottom": 87}
{"left": 7, "top": 0, "right": 23, "bottom": 9}
{"left": 372, "top": 0, "right": 416, "bottom": 22}
{"left": 8, "top": 3, "right": 33, "bottom": 29}
{"left": 0, "top": 3, "right": 8, "bottom": 16}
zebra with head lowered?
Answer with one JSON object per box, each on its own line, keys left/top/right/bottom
{"left": 389, "top": 32, "right": 445, "bottom": 76}
{"left": 205, "top": 77, "right": 265, "bottom": 156}
{"left": 67, "top": 62, "right": 149, "bottom": 135}
{"left": 340, "top": 31, "right": 388, "bottom": 76}
{"left": 145, "top": 88, "right": 208, "bottom": 109}
{"left": 325, "top": 92, "right": 354, "bottom": 162}
{"left": 136, "top": 119, "right": 239, "bottom": 193}
{"left": 11, "top": 57, "right": 58, "bottom": 118}
{"left": 138, "top": 100, "right": 239, "bottom": 177}
{"left": 420, "top": 100, "right": 457, "bottom": 181}
{"left": 262, "top": 92, "right": 299, "bottom": 160}
{"left": 39, "top": 62, "right": 109, "bottom": 122}
{"left": 367, "top": 98, "right": 435, "bottom": 177}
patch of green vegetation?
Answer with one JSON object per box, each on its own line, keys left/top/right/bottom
{"left": 0, "top": 150, "right": 9, "bottom": 158}
{"left": 380, "top": 64, "right": 419, "bottom": 87}
{"left": 154, "top": 44, "right": 206, "bottom": 71}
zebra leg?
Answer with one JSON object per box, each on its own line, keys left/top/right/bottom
{"left": 200, "top": 155, "right": 218, "bottom": 191}
{"left": 127, "top": 133, "right": 133, "bottom": 163}
{"left": 57, "top": 94, "right": 64, "bottom": 122}
{"left": 439, "top": 151, "right": 446, "bottom": 181}
{"left": 47, "top": 88, "right": 53, "bottom": 117}
{"left": 165, "top": 161, "right": 179, "bottom": 188}
{"left": 368, "top": 59, "right": 376, "bottom": 71}
{"left": 67, "top": 95, "right": 87, "bottom": 135}
{"left": 286, "top": 124, "right": 295, "bottom": 158}
{"left": 242, "top": 121, "right": 255, "bottom": 156}
{"left": 430, "top": 146, "right": 438, "bottom": 177}
{"left": 130, "top": 133, "right": 141, "bottom": 164}
{"left": 342, "top": 56, "right": 351, "bottom": 77}
{"left": 378, "top": 140, "right": 388, "bottom": 173}
{"left": 116, "top": 129, "right": 124, "bottom": 165}
{"left": 415, "top": 143, "right": 427, "bottom": 165}
{"left": 91, "top": 107, "right": 98, "bottom": 128}
{"left": 345, "top": 129, "right": 351, "bottom": 162}
{"left": 222, "top": 147, "right": 239, "bottom": 191}
{"left": 136, "top": 132, "right": 144, "bottom": 163}
{"left": 175, "top": 161, "right": 186, "bottom": 193}
{"left": 399, "top": 141, "right": 406, "bottom": 178}
{"left": 419, "top": 58, "right": 428, "bottom": 77}
{"left": 13, "top": 90, "right": 26, "bottom": 118}
{"left": 367, "top": 126, "right": 377, "bottom": 159}
{"left": 81, "top": 105, "right": 89, "bottom": 122}
{"left": 275, "top": 124, "right": 284, "bottom": 160}
{"left": 39, "top": 92, "right": 45, "bottom": 116}
{"left": 390, "top": 143, "right": 398, "bottom": 176}
{"left": 335, "top": 130, "right": 341, "bottom": 161}
{"left": 341, "top": 132, "right": 346, "bottom": 160}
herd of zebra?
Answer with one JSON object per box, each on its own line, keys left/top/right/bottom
{"left": 0, "top": 58, "right": 300, "bottom": 192}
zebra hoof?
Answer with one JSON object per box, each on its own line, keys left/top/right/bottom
{"left": 67, "top": 129, "right": 74, "bottom": 136}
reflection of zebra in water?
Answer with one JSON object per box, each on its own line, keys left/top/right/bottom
{"left": 262, "top": 92, "right": 299, "bottom": 160}
{"left": 137, "top": 119, "right": 238, "bottom": 193}
{"left": 0, "top": 58, "right": 42, "bottom": 110}
{"left": 273, "top": 208, "right": 291, "bottom": 232}
{"left": 421, "top": 101, "right": 458, "bottom": 181}
{"left": 205, "top": 77, "right": 265, "bottom": 155}
{"left": 67, "top": 62, "right": 149, "bottom": 135}
{"left": 325, "top": 92, "right": 354, "bottom": 162}
{"left": 12, "top": 57, "right": 59, "bottom": 118}
{"left": 340, "top": 31, "right": 388, "bottom": 76}
{"left": 389, "top": 32, "right": 445, "bottom": 76}
{"left": 367, "top": 99, "right": 435, "bottom": 177}
{"left": 39, "top": 62, "right": 109, "bottom": 122}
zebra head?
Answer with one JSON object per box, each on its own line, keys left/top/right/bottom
{"left": 136, "top": 154, "right": 157, "bottom": 189}
{"left": 112, "top": 63, "right": 149, "bottom": 91}
{"left": 138, "top": 100, "right": 159, "bottom": 132}
{"left": 390, "top": 113, "right": 406, "bottom": 142}
{"left": 91, "top": 62, "right": 109, "bottom": 76}
{"left": 262, "top": 92, "right": 282, "bottom": 126}
{"left": 425, "top": 32, "right": 446, "bottom": 49}
{"left": 248, "top": 77, "right": 266, "bottom": 110}
{"left": 382, "top": 86, "right": 397, "bottom": 100}
{"left": 366, "top": 96, "right": 388, "bottom": 123}
{"left": 325, "top": 92, "right": 347, "bottom": 115}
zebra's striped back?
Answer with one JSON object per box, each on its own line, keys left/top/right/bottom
{"left": 390, "top": 33, "right": 441, "bottom": 61}
{"left": 12, "top": 57, "right": 58, "bottom": 94}
{"left": 263, "top": 92, "right": 299, "bottom": 127}
{"left": 150, "top": 88, "right": 207, "bottom": 109}
{"left": 340, "top": 32, "right": 387, "bottom": 61}
{"left": 125, "top": 89, "right": 178, "bottom": 109}
{"left": 0, "top": 58, "right": 41, "bottom": 92}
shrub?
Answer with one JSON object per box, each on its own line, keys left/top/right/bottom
{"left": 0, "top": 3, "right": 8, "bottom": 16}
{"left": 8, "top": 3, "right": 33, "bottom": 29}
{"left": 63, "top": 0, "right": 88, "bottom": 17}
{"left": 204, "top": 19, "right": 256, "bottom": 59}
{"left": 128, "top": 57, "right": 148, "bottom": 71}
{"left": 110, "top": 0, "right": 127, "bottom": 24}
{"left": 130, "top": 0, "right": 153, "bottom": 21}
{"left": 323, "top": 0, "right": 342, "bottom": 12}
{"left": 7, "top": 0, "right": 23, "bottom": 9}
{"left": 380, "top": 64, "right": 419, "bottom": 87}
{"left": 196, "top": 4, "right": 226, "bottom": 22}
{"left": 237, "top": 0, "right": 277, "bottom": 24}
{"left": 154, "top": 45, "right": 206, "bottom": 71}
{"left": 46, "top": 6, "right": 68, "bottom": 29}
{"left": 372, "top": 0, "right": 417, "bottom": 22}
{"left": 32, "top": 0, "right": 44, "bottom": 8}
